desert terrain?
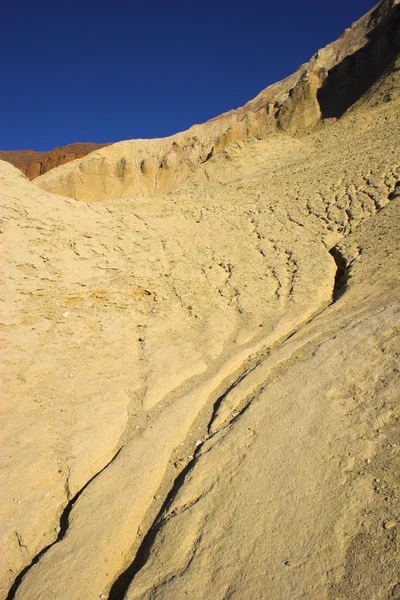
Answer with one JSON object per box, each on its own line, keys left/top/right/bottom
{"left": 1, "top": 1, "right": 399, "bottom": 599}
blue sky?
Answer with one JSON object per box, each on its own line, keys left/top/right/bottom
{"left": 1, "top": 0, "right": 374, "bottom": 150}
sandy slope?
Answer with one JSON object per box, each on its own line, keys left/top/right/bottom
{"left": 1, "top": 94, "right": 399, "bottom": 599}
{"left": 1, "top": 3, "right": 400, "bottom": 599}
{"left": 123, "top": 198, "right": 400, "bottom": 600}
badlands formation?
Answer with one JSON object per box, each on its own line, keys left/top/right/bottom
{"left": 1, "top": 1, "right": 400, "bottom": 599}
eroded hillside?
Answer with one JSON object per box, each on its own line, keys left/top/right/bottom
{"left": 1, "top": 2, "right": 400, "bottom": 599}
{"left": 33, "top": 0, "right": 400, "bottom": 202}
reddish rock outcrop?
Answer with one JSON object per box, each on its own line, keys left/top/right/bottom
{"left": 0, "top": 142, "right": 111, "bottom": 179}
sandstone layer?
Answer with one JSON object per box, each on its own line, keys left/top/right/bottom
{"left": 1, "top": 1, "right": 400, "bottom": 599}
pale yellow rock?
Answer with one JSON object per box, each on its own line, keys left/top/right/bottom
{"left": 1, "top": 2, "right": 400, "bottom": 600}
{"left": 124, "top": 198, "right": 400, "bottom": 600}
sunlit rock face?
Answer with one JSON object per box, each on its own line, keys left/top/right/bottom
{"left": 1, "top": 2, "right": 400, "bottom": 599}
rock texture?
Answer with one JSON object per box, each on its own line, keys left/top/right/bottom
{"left": 0, "top": 143, "right": 110, "bottom": 180}
{"left": 1, "top": 2, "right": 400, "bottom": 600}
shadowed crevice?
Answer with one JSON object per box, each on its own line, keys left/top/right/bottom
{"left": 6, "top": 448, "right": 123, "bottom": 600}
{"left": 108, "top": 453, "right": 200, "bottom": 600}
{"left": 202, "top": 148, "right": 214, "bottom": 163}
{"left": 329, "top": 246, "right": 349, "bottom": 301}
{"left": 317, "top": 4, "right": 400, "bottom": 118}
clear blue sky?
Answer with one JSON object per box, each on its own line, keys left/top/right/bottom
{"left": 1, "top": 0, "right": 374, "bottom": 151}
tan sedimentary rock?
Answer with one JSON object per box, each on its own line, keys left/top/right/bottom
{"left": 1, "top": 2, "right": 400, "bottom": 599}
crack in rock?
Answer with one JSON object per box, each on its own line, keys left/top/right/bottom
{"left": 6, "top": 448, "right": 123, "bottom": 600}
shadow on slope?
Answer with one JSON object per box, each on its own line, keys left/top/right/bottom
{"left": 317, "top": 3, "right": 400, "bottom": 118}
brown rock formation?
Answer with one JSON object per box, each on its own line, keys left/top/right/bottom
{"left": 0, "top": 142, "right": 111, "bottom": 180}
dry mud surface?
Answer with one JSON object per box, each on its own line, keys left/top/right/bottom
{"left": 1, "top": 4, "right": 400, "bottom": 599}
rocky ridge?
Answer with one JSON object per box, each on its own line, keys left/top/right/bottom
{"left": 33, "top": 0, "right": 400, "bottom": 201}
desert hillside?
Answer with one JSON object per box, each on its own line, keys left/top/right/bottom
{"left": 1, "top": 1, "right": 399, "bottom": 599}
{"left": 33, "top": 0, "right": 400, "bottom": 202}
